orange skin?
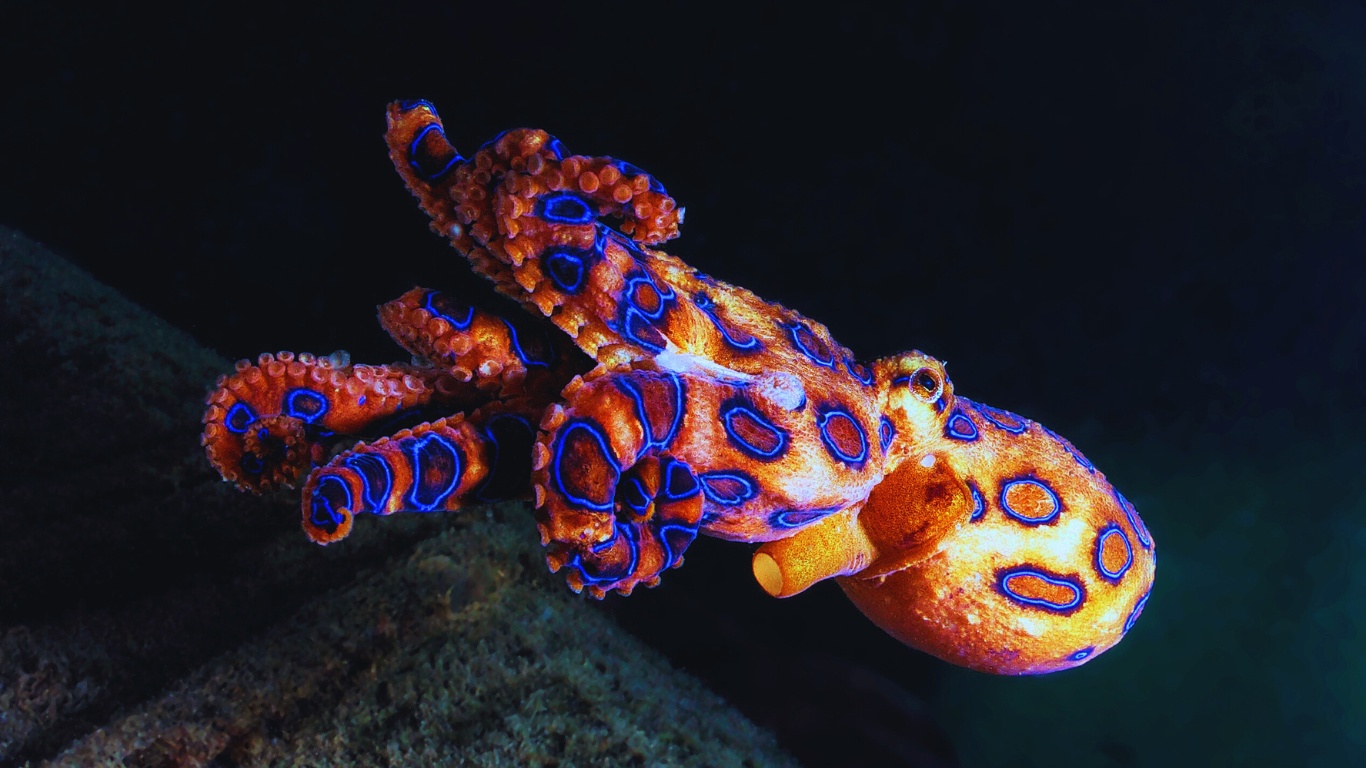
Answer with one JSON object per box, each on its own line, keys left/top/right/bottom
{"left": 202, "top": 100, "right": 1154, "bottom": 675}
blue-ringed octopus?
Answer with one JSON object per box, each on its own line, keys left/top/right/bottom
{"left": 201, "top": 100, "right": 1154, "bottom": 675}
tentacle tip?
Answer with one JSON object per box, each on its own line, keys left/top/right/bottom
{"left": 752, "top": 552, "right": 784, "bottom": 598}
{"left": 303, "top": 513, "right": 353, "bottom": 545}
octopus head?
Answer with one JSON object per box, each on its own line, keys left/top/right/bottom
{"left": 838, "top": 360, "right": 1155, "bottom": 674}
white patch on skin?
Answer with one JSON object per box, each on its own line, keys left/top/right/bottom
{"left": 1016, "top": 615, "right": 1048, "bottom": 637}
{"left": 651, "top": 345, "right": 805, "bottom": 411}
{"left": 1035, "top": 516, "right": 1091, "bottom": 564}
{"left": 1098, "top": 605, "right": 1122, "bottom": 627}
{"left": 653, "top": 347, "right": 755, "bottom": 384}
{"left": 753, "top": 371, "right": 806, "bottom": 411}
{"left": 920, "top": 453, "right": 936, "bottom": 468}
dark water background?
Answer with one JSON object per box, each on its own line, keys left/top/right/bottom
{"left": 3, "top": 2, "right": 1363, "bottom": 765}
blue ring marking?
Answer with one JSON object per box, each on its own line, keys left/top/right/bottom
{"left": 656, "top": 373, "right": 686, "bottom": 450}
{"left": 817, "top": 406, "right": 869, "bottom": 466}
{"left": 694, "top": 292, "right": 762, "bottom": 352}
{"left": 999, "top": 476, "right": 1062, "bottom": 525}
{"left": 618, "top": 377, "right": 654, "bottom": 451}
{"left": 772, "top": 506, "right": 840, "bottom": 529}
{"left": 397, "top": 99, "right": 438, "bottom": 116}
{"left": 618, "top": 271, "right": 676, "bottom": 354}
{"left": 945, "top": 407, "right": 978, "bottom": 441}
{"left": 661, "top": 458, "right": 700, "bottom": 501}
{"left": 971, "top": 399, "right": 1028, "bottom": 435}
{"left": 403, "top": 432, "right": 465, "bottom": 512}
{"left": 284, "top": 388, "right": 328, "bottom": 423}
{"left": 546, "top": 250, "right": 587, "bottom": 294}
{"left": 551, "top": 419, "right": 620, "bottom": 512}
{"left": 610, "top": 159, "right": 666, "bottom": 193}
{"left": 844, "top": 359, "right": 874, "bottom": 386}
{"left": 614, "top": 522, "right": 641, "bottom": 584}
{"left": 1042, "top": 424, "right": 1096, "bottom": 473}
{"left": 546, "top": 136, "right": 569, "bottom": 160}
{"left": 500, "top": 318, "right": 553, "bottom": 367}
{"left": 474, "top": 414, "right": 535, "bottom": 501}
{"left": 618, "top": 476, "right": 651, "bottom": 517}
{"left": 1124, "top": 587, "right": 1151, "bottom": 633}
{"left": 1095, "top": 523, "right": 1134, "bottom": 582}
{"left": 407, "top": 123, "right": 464, "bottom": 182}
{"left": 617, "top": 373, "right": 684, "bottom": 452}
{"left": 570, "top": 521, "right": 641, "bottom": 586}
{"left": 344, "top": 453, "right": 394, "bottom": 513}
{"left": 968, "top": 480, "right": 986, "bottom": 522}
{"left": 540, "top": 192, "right": 596, "bottom": 225}
{"left": 1068, "top": 647, "right": 1095, "bottom": 662}
{"left": 1113, "top": 489, "right": 1153, "bottom": 549}
{"left": 477, "top": 128, "right": 512, "bottom": 153}
{"left": 996, "top": 565, "right": 1085, "bottom": 614}
{"left": 786, "top": 322, "right": 836, "bottom": 368}
{"left": 698, "top": 470, "right": 759, "bottom": 506}
{"left": 624, "top": 274, "right": 673, "bottom": 320}
{"left": 878, "top": 417, "right": 895, "bottom": 454}
{"left": 657, "top": 522, "right": 698, "bottom": 568}
{"left": 720, "top": 399, "right": 788, "bottom": 461}
{"left": 622, "top": 307, "right": 668, "bottom": 352}
{"left": 309, "top": 474, "right": 352, "bottom": 531}
{"left": 239, "top": 452, "right": 265, "bottom": 475}
{"left": 225, "top": 402, "right": 256, "bottom": 434}
{"left": 424, "top": 290, "right": 475, "bottom": 331}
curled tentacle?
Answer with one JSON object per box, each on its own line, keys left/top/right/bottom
{"left": 201, "top": 351, "right": 477, "bottom": 492}
{"left": 530, "top": 369, "right": 704, "bottom": 597}
{"left": 385, "top": 99, "right": 681, "bottom": 252}
{"left": 301, "top": 400, "right": 540, "bottom": 543}
{"left": 385, "top": 100, "right": 698, "bottom": 360}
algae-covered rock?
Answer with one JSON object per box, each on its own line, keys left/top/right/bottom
{"left": 53, "top": 504, "right": 795, "bottom": 767}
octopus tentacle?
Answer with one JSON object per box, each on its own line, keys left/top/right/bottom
{"left": 201, "top": 351, "right": 479, "bottom": 493}
{"left": 301, "top": 400, "right": 541, "bottom": 544}
{"left": 378, "top": 286, "right": 589, "bottom": 402}
{"left": 384, "top": 100, "right": 679, "bottom": 321}
{"left": 529, "top": 365, "right": 705, "bottom": 597}
{"left": 384, "top": 100, "right": 865, "bottom": 389}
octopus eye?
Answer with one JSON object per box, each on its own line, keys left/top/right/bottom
{"left": 910, "top": 368, "right": 942, "bottom": 401}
